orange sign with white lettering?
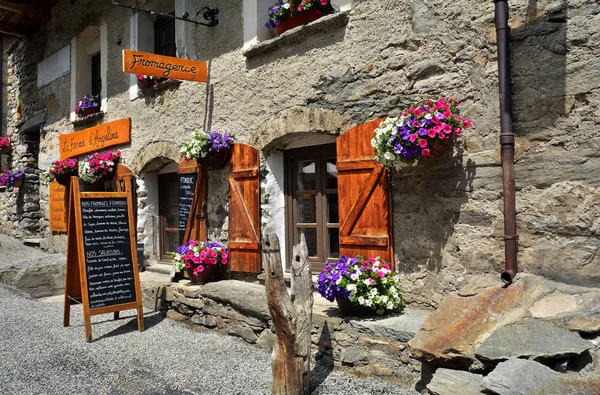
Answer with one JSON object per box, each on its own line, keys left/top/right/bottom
{"left": 49, "top": 181, "right": 67, "bottom": 232}
{"left": 59, "top": 118, "right": 131, "bottom": 160}
{"left": 122, "top": 50, "right": 208, "bottom": 83}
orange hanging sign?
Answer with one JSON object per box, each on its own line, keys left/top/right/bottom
{"left": 59, "top": 118, "right": 131, "bottom": 160}
{"left": 122, "top": 50, "right": 208, "bottom": 83}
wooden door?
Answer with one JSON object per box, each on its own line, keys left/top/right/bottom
{"left": 228, "top": 144, "right": 261, "bottom": 273}
{"left": 159, "top": 173, "right": 179, "bottom": 260}
{"left": 336, "top": 119, "right": 394, "bottom": 267}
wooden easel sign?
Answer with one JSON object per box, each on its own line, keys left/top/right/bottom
{"left": 63, "top": 177, "right": 144, "bottom": 342}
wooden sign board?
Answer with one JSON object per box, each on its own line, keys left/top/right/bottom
{"left": 49, "top": 181, "right": 67, "bottom": 232}
{"left": 122, "top": 50, "right": 208, "bottom": 83}
{"left": 63, "top": 177, "right": 143, "bottom": 342}
{"left": 178, "top": 173, "right": 197, "bottom": 245}
{"left": 59, "top": 118, "right": 131, "bottom": 160}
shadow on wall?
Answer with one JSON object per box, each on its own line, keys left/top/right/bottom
{"left": 511, "top": 0, "right": 567, "bottom": 144}
{"left": 391, "top": 145, "right": 475, "bottom": 274}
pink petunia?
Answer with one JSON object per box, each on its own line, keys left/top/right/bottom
{"left": 419, "top": 139, "right": 428, "bottom": 148}
{"left": 222, "top": 258, "right": 228, "bottom": 265}
{"left": 427, "top": 129, "right": 437, "bottom": 138}
{"left": 409, "top": 133, "right": 418, "bottom": 143}
{"left": 422, "top": 149, "right": 431, "bottom": 156}
{"left": 321, "top": 0, "right": 328, "bottom": 5}
{"left": 454, "top": 128, "right": 462, "bottom": 135}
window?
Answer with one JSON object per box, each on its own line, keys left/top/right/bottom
{"left": 70, "top": 24, "right": 107, "bottom": 121}
{"left": 286, "top": 144, "right": 339, "bottom": 271}
{"left": 154, "top": 14, "right": 176, "bottom": 57}
{"left": 91, "top": 53, "right": 101, "bottom": 97}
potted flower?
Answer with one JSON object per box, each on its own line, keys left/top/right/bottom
{"left": 371, "top": 98, "right": 473, "bottom": 168}
{"left": 180, "top": 130, "right": 236, "bottom": 170}
{"left": 266, "top": 0, "right": 335, "bottom": 35}
{"left": 78, "top": 150, "right": 121, "bottom": 184}
{"left": 0, "top": 168, "right": 25, "bottom": 189}
{"left": 75, "top": 94, "right": 101, "bottom": 118}
{"left": 0, "top": 136, "right": 11, "bottom": 154}
{"left": 41, "top": 158, "right": 79, "bottom": 186}
{"left": 172, "top": 240, "right": 228, "bottom": 284}
{"left": 315, "top": 255, "right": 404, "bottom": 315}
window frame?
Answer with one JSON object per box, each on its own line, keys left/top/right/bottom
{"left": 285, "top": 143, "right": 339, "bottom": 272}
{"left": 154, "top": 13, "right": 176, "bottom": 57}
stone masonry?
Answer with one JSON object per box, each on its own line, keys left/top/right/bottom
{"left": 0, "top": 0, "right": 598, "bottom": 307}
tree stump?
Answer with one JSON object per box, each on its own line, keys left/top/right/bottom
{"left": 263, "top": 233, "right": 313, "bottom": 395}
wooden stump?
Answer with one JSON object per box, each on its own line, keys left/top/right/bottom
{"left": 263, "top": 233, "right": 313, "bottom": 395}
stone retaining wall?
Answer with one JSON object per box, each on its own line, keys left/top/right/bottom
{"left": 143, "top": 280, "right": 425, "bottom": 381}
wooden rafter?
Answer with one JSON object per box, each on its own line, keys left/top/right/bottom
{"left": 0, "top": 22, "right": 26, "bottom": 37}
{"left": 0, "top": 0, "right": 49, "bottom": 18}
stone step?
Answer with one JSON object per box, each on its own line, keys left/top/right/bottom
{"left": 144, "top": 263, "right": 172, "bottom": 276}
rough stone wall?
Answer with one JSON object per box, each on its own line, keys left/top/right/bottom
{"left": 1, "top": 0, "right": 599, "bottom": 305}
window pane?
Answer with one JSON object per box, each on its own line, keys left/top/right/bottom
{"left": 328, "top": 228, "right": 340, "bottom": 259}
{"left": 298, "top": 228, "right": 318, "bottom": 257}
{"left": 326, "top": 159, "right": 338, "bottom": 189}
{"left": 295, "top": 161, "right": 316, "bottom": 191}
{"left": 327, "top": 194, "right": 338, "bottom": 224}
{"left": 297, "top": 194, "right": 317, "bottom": 223}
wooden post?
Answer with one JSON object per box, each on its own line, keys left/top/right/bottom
{"left": 263, "top": 233, "right": 313, "bottom": 395}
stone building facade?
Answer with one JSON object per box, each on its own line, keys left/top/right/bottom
{"left": 0, "top": 0, "right": 598, "bottom": 307}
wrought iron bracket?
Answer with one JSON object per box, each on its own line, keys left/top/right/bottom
{"left": 111, "top": 1, "right": 218, "bottom": 27}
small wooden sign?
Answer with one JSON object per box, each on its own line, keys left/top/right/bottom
{"left": 122, "top": 50, "right": 208, "bottom": 83}
{"left": 63, "top": 177, "right": 144, "bottom": 342}
{"left": 49, "top": 181, "right": 67, "bottom": 232}
{"left": 59, "top": 118, "right": 131, "bottom": 160}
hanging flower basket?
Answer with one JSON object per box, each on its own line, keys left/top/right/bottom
{"left": 55, "top": 170, "right": 78, "bottom": 187}
{"left": 79, "top": 151, "right": 121, "bottom": 184}
{"left": 181, "top": 130, "right": 236, "bottom": 170}
{"left": 196, "top": 148, "right": 233, "bottom": 170}
{"left": 371, "top": 98, "right": 472, "bottom": 169}
{"left": 0, "top": 137, "right": 11, "bottom": 154}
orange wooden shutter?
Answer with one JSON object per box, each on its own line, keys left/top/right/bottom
{"left": 337, "top": 118, "right": 394, "bottom": 268}
{"left": 228, "top": 144, "right": 261, "bottom": 273}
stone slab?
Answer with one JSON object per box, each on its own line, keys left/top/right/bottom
{"left": 427, "top": 368, "right": 484, "bottom": 395}
{"left": 481, "top": 359, "right": 560, "bottom": 395}
{"left": 349, "top": 308, "right": 429, "bottom": 343}
{"left": 529, "top": 291, "right": 578, "bottom": 318}
{"left": 408, "top": 281, "right": 525, "bottom": 365}
{"left": 201, "top": 280, "right": 270, "bottom": 320}
{"left": 475, "top": 319, "right": 593, "bottom": 361}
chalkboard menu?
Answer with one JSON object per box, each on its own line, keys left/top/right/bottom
{"left": 80, "top": 197, "right": 137, "bottom": 309}
{"left": 179, "top": 173, "right": 197, "bottom": 244}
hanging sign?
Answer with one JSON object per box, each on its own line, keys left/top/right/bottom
{"left": 59, "top": 118, "right": 131, "bottom": 160}
{"left": 122, "top": 50, "right": 208, "bottom": 83}
{"left": 63, "top": 177, "right": 144, "bottom": 342}
{"left": 49, "top": 180, "right": 67, "bottom": 232}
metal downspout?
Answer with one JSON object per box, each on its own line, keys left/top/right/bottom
{"left": 494, "top": 0, "right": 518, "bottom": 284}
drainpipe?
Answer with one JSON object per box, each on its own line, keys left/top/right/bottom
{"left": 494, "top": 0, "right": 518, "bottom": 284}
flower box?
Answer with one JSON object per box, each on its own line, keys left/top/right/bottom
{"left": 75, "top": 95, "right": 101, "bottom": 119}
{"left": 266, "top": 0, "right": 335, "bottom": 35}
{"left": 0, "top": 168, "right": 25, "bottom": 189}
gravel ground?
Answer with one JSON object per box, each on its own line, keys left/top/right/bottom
{"left": 0, "top": 283, "right": 419, "bottom": 394}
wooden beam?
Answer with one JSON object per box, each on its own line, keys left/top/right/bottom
{"left": 0, "top": 0, "right": 49, "bottom": 18}
{"left": 0, "top": 23, "right": 27, "bottom": 37}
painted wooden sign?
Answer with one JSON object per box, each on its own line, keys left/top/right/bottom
{"left": 63, "top": 178, "right": 144, "bottom": 342}
{"left": 122, "top": 50, "right": 208, "bottom": 83}
{"left": 59, "top": 118, "right": 131, "bottom": 160}
{"left": 49, "top": 180, "right": 67, "bottom": 232}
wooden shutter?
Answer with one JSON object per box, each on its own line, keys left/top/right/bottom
{"left": 337, "top": 118, "right": 394, "bottom": 268}
{"left": 228, "top": 144, "right": 261, "bottom": 273}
